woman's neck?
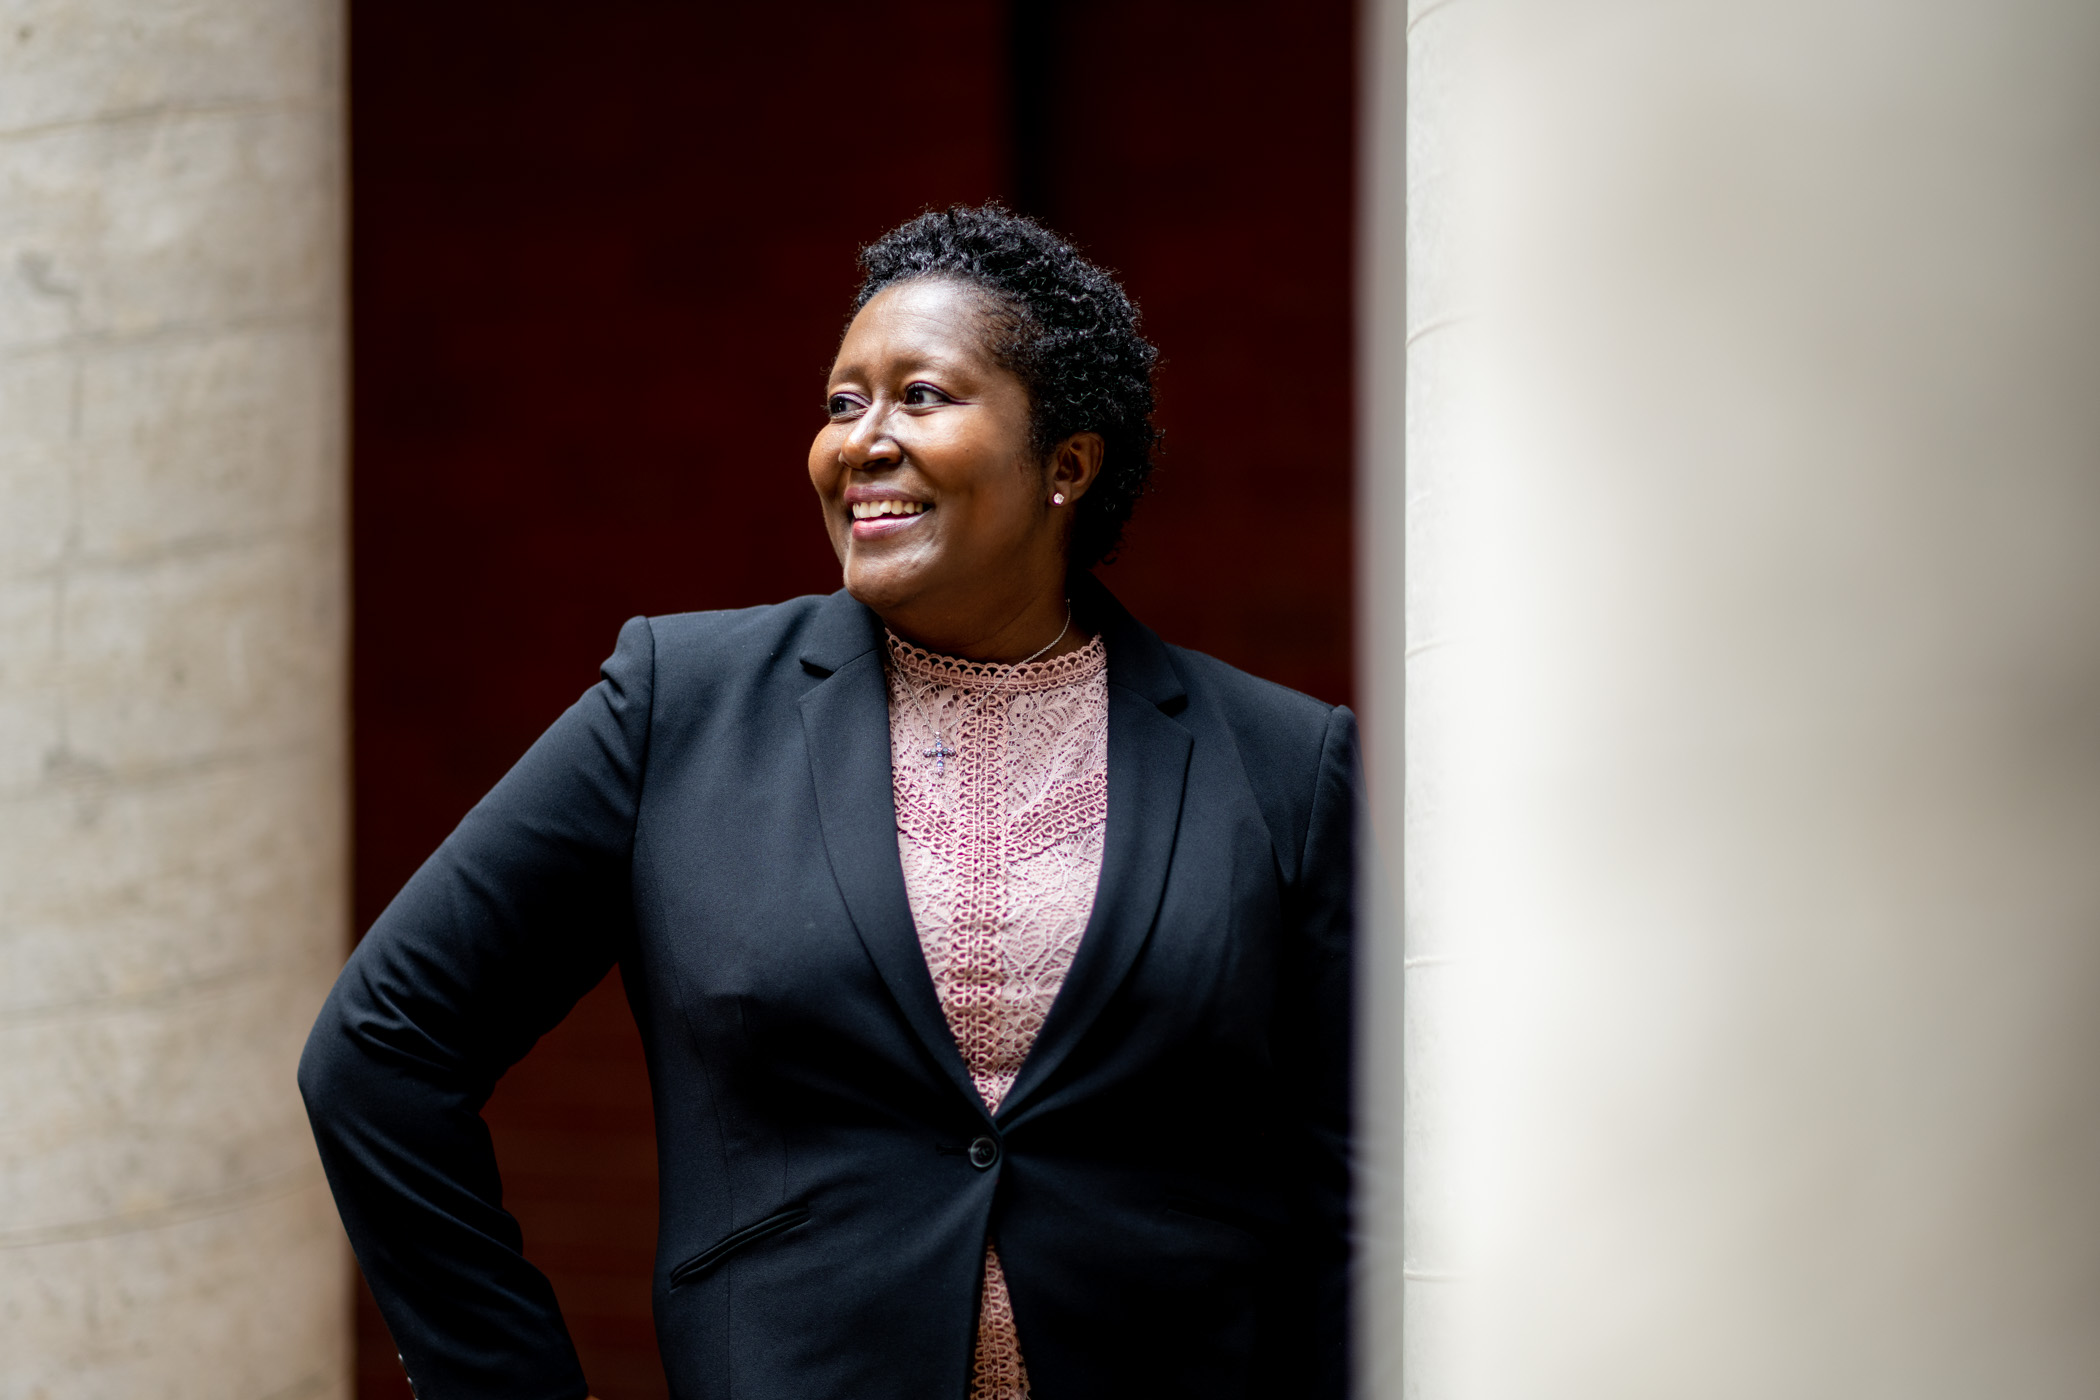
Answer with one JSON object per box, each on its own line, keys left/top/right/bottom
{"left": 880, "top": 591, "right": 1089, "bottom": 665}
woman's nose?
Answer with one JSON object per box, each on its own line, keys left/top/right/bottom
{"left": 841, "top": 402, "right": 900, "bottom": 471}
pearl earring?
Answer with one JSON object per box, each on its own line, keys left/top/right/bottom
{"left": 1052, "top": 492, "right": 1066, "bottom": 505}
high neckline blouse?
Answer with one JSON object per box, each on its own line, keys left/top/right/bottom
{"left": 883, "top": 629, "right": 1107, "bottom": 690}
{"left": 884, "top": 628, "right": 1110, "bottom": 1400}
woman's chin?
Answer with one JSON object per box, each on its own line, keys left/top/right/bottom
{"left": 840, "top": 557, "right": 931, "bottom": 617}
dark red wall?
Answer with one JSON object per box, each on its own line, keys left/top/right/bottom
{"left": 350, "top": 4, "right": 1354, "bottom": 1396}
{"left": 1030, "top": 2, "right": 1359, "bottom": 706}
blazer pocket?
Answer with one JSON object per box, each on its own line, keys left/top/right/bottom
{"left": 668, "top": 1204, "right": 811, "bottom": 1288}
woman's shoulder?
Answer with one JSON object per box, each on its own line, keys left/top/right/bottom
{"left": 1159, "top": 641, "right": 1356, "bottom": 879}
{"left": 1164, "top": 643, "right": 1346, "bottom": 730}
{"left": 1084, "top": 574, "right": 1350, "bottom": 782}
{"left": 1087, "top": 576, "right": 1343, "bottom": 734}
{"left": 642, "top": 592, "right": 838, "bottom": 658}
{"left": 642, "top": 588, "right": 883, "bottom": 664}
{"left": 598, "top": 591, "right": 872, "bottom": 710}
{"left": 1161, "top": 641, "right": 1354, "bottom": 793}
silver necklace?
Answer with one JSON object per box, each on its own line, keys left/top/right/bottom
{"left": 900, "top": 602, "right": 1072, "bottom": 778}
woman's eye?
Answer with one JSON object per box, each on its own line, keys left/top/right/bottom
{"left": 826, "top": 394, "right": 863, "bottom": 418}
{"left": 903, "top": 383, "right": 951, "bottom": 407}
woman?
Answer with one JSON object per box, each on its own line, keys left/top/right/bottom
{"left": 301, "top": 206, "right": 1356, "bottom": 1400}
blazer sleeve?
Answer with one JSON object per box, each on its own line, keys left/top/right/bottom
{"left": 1270, "top": 703, "right": 1360, "bottom": 1397}
{"left": 298, "top": 615, "right": 657, "bottom": 1400}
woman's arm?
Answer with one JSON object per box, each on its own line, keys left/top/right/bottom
{"left": 299, "top": 617, "right": 657, "bottom": 1400}
{"left": 1266, "top": 704, "right": 1361, "bottom": 1397}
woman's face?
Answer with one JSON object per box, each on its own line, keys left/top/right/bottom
{"left": 809, "top": 278, "right": 1093, "bottom": 648}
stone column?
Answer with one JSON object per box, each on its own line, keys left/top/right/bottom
{"left": 0, "top": 4, "right": 349, "bottom": 1397}
{"left": 1354, "top": 2, "right": 1410, "bottom": 1396}
{"left": 1365, "top": 1, "right": 2100, "bottom": 1396}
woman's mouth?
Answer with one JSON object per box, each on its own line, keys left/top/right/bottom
{"left": 849, "top": 499, "right": 930, "bottom": 538}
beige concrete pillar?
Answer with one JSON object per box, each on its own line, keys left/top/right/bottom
{"left": 1365, "top": 1, "right": 2100, "bottom": 1396}
{"left": 0, "top": 4, "right": 350, "bottom": 1396}
{"left": 1354, "top": 2, "right": 1410, "bottom": 1395}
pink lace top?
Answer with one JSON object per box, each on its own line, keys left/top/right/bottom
{"left": 885, "top": 628, "right": 1110, "bottom": 1400}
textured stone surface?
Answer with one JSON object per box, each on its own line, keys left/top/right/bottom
{"left": 0, "top": 2, "right": 348, "bottom": 1396}
{"left": 1379, "top": 2, "right": 2100, "bottom": 1397}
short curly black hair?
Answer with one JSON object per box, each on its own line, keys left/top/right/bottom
{"left": 853, "top": 205, "right": 1160, "bottom": 572}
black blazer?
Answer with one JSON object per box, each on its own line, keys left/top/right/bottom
{"left": 299, "top": 577, "right": 1357, "bottom": 1400}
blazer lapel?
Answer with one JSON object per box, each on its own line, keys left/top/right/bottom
{"left": 797, "top": 595, "right": 981, "bottom": 1111}
{"left": 998, "top": 581, "right": 1193, "bottom": 1125}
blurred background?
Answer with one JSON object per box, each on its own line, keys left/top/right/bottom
{"left": 13, "top": 2, "right": 2100, "bottom": 1398}
{"left": 351, "top": 4, "right": 1353, "bottom": 1395}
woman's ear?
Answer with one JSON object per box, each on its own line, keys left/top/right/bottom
{"left": 1049, "top": 432, "right": 1106, "bottom": 506}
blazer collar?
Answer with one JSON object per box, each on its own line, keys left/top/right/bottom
{"left": 1002, "top": 572, "right": 1193, "bottom": 1125}
{"left": 795, "top": 577, "right": 1194, "bottom": 1126}
{"left": 798, "top": 622, "right": 983, "bottom": 1111}
{"left": 795, "top": 573, "right": 1188, "bottom": 704}
{"left": 1075, "top": 569, "right": 1188, "bottom": 715}
{"left": 796, "top": 587, "right": 885, "bottom": 678}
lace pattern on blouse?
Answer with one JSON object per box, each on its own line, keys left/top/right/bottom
{"left": 885, "top": 630, "right": 1110, "bottom": 1400}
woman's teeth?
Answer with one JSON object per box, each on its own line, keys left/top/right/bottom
{"left": 851, "top": 500, "right": 929, "bottom": 520}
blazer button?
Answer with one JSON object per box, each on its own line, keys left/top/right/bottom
{"left": 967, "top": 1136, "right": 1000, "bottom": 1170}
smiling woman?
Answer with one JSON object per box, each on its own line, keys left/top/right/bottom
{"left": 814, "top": 275, "right": 1085, "bottom": 660}
{"left": 811, "top": 207, "right": 1159, "bottom": 662}
{"left": 300, "top": 205, "right": 1357, "bottom": 1400}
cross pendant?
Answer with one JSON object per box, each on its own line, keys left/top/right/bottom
{"left": 923, "top": 740, "right": 958, "bottom": 777}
